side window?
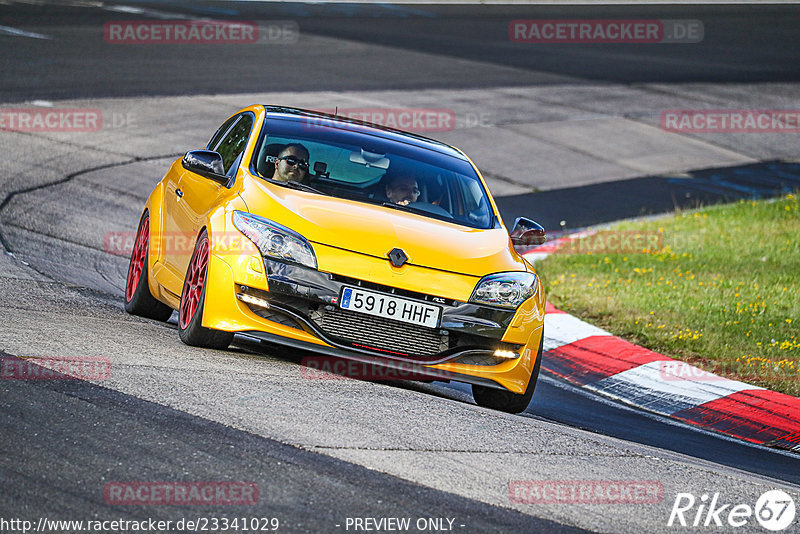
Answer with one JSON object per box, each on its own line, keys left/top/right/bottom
{"left": 207, "top": 115, "right": 239, "bottom": 150}
{"left": 215, "top": 114, "right": 254, "bottom": 173}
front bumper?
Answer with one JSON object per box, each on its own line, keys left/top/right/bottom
{"left": 203, "top": 251, "right": 544, "bottom": 394}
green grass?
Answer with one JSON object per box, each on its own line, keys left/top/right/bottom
{"left": 536, "top": 193, "right": 800, "bottom": 396}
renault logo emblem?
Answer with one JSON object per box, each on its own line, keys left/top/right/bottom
{"left": 387, "top": 248, "right": 408, "bottom": 267}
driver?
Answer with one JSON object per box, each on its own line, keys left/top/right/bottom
{"left": 273, "top": 143, "right": 310, "bottom": 183}
{"left": 385, "top": 174, "right": 420, "bottom": 206}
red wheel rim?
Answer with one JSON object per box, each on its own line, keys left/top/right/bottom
{"left": 179, "top": 235, "right": 209, "bottom": 329}
{"left": 125, "top": 216, "right": 149, "bottom": 302}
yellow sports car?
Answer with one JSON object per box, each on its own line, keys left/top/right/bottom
{"left": 124, "top": 105, "right": 546, "bottom": 413}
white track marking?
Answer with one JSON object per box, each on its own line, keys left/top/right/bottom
{"left": 589, "top": 360, "right": 762, "bottom": 416}
{"left": 0, "top": 25, "right": 51, "bottom": 39}
{"left": 543, "top": 312, "right": 611, "bottom": 350}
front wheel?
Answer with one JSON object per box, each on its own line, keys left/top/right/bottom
{"left": 124, "top": 212, "right": 173, "bottom": 321}
{"left": 178, "top": 229, "right": 233, "bottom": 350}
{"left": 472, "top": 333, "right": 543, "bottom": 414}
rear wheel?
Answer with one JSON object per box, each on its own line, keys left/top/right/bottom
{"left": 124, "top": 212, "right": 173, "bottom": 321}
{"left": 178, "top": 229, "right": 233, "bottom": 349}
{"left": 472, "top": 333, "right": 543, "bottom": 414}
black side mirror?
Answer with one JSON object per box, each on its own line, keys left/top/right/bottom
{"left": 182, "top": 150, "right": 228, "bottom": 185}
{"left": 510, "top": 217, "right": 546, "bottom": 252}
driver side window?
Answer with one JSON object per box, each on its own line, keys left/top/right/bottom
{"left": 210, "top": 113, "right": 254, "bottom": 174}
{"left": 207, "top": 115, "right": 238, "bottom": 151}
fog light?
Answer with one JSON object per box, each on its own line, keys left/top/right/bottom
{"left": 237, "top": 292, "right": 270, "bottom": 310}
{"left": 493, "top": 349, "right": 519, "bottom": 359}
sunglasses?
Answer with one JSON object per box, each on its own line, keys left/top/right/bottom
{"left": 279, "top": 155, "right": 309, "bottom": 170}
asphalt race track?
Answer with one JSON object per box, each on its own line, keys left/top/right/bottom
{"left": 1, "top": 2, "right": 799, "bottom": 533}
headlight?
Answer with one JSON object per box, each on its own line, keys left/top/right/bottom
{"left": 470, "top": 272, "right": 538, "bottom": 309}
{"left": 232, "top": 211, "right": 317, "bottom": 269}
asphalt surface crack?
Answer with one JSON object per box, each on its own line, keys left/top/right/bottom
{"left": 0, "top": 153, "right": 180, "bottom": 254}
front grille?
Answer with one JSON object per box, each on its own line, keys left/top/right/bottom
{"left": 309, "top": 306, "right": 448, "bottom": 359}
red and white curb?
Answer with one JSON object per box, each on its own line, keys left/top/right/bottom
{"left": 523, "top": 233, "right": 590, "bottom": 263}
{"left": 525, "top": 247, "right": 800, "bottom": 453}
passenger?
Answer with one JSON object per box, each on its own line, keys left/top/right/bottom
{"left": 273, "top": 143, "right": 310, "bottom": 183}
{"left": 385, "top": 174, "right": 420, "bottom": 206}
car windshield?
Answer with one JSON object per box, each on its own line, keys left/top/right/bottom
{"left": 252, "top": 117, "right": 495, "bottom": 229}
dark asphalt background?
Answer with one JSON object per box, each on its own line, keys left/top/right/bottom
{"left": 2, "top": 1, "right": 799, "bottom": 531}
{"left": 1, "top": 2, "right": 800, "bottom": 103}
{"left": 4, "top": 1, "right": 799, "bottom": 227}
{"left": 0, "top": 351, "right": 579, "bottom": 533}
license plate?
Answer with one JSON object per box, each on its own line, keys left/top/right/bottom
{"left": 340, "top": 287, "right": 441, "bottom": 329}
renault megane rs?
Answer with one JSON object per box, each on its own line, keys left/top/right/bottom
{"left": 124, "top": 105, "right": 546, "bottom": 413}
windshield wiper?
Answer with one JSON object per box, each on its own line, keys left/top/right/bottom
{"left": 278, "top": 180, "right": 327, "bottom": 195}
{"left": 381, "top": 201, "right": 421, "bottom": 213}
{"left": 380, "top": 201, "right": 440, "bottom": 219}
{"left": 380, "top": 201, "right": 406, "bottom": 211}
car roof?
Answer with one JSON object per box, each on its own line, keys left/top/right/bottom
{"left": 262, "top": 106, "right": 469, "bottom": 162}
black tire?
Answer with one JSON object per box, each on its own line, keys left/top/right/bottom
{"left": 178, "top": 229, "right": 233, "bottom": 350}
{"left": 472, "top": 332, "right": 544, "bottom": 414}
{"left": 124, "top": 212, "right": 174, "bottom": 321}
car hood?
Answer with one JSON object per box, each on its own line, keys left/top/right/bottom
{"left": 240, "top": 179, "right": 527, "bottom": 277}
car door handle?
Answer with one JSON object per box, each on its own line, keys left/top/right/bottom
{"left": 175, "top": 188, "right": 184, "bottom": 198}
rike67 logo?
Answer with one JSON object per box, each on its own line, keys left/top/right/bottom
{"left": 668, "top": 490, "right": 796, "bottom": 531}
